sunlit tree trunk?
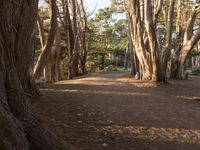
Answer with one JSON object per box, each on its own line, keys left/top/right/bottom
{"left": 129, "top": 0, "right": 151, "bottom": 80}
{"left": 129, "top": 0, "right": 164, "bottom": 82}
{"left": 175, "top": 1, "right": 200, "bottom": 78}
{"left": 37, "top": 16, "right": 46, "bottom": 48}
{"left": 169, "top": 0, "right": 184, "bottom": 78}
{"left": 34, "top": 0, "right": 57, "bottom": 79}
{"left": 162, "top": 0, "right": 175, "bottom": 82}
{"left": 37, "top": 15, "right": 62, "bottom": 82}
{"left": 144, "top": 0, "right": 163, "bottom": 82}
{"left": 50, "top": 28, "right": 62, "bottom": 82}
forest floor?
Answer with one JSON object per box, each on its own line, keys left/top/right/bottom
{"left": 33, "top": 71, "right": 200, "bottom": 150}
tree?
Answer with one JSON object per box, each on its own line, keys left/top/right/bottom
{"left": 37, "top": 5, "right": 62, "bottom": 82}
{"left": 78, "top": 0, "right": 88, "bottom": 74}
{"left": 34, "top": 0, "right": 58, "bottom": 79}
{"left": 174, "top": 0, "right": 200, "bottom": 78}
{"left": 129, "top": 0, "right": 164, "bottom": 82}
{"left": 0, "top": 0, "right": 73, "bottom": 149}
{"left": 128, "top": 0, "right": 200, "bottom": 81}
{"left": 14, "top": 0, "right": 40, "bottom": 95}
{"left": 59, "top": 0, "right": 80, "bottom": 79}
{"left": 162, "top": 0, "right": 175, "bottom": 81}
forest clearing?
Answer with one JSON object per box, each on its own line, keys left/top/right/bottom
{"left": 0, "top": 0, "right": 200, "bottom": 150}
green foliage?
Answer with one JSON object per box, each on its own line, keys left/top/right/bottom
{"left": 189, "top": 50, "right": 200, "bottom": 57}
{"left": 192, "top": 68, "right": 200, "bottom": 76}
{"left": 86, "top": 0, "right": 128, "bottom": 70}
{"left": 112, "top": 47, "right": 125, "bottom": 56}
{"left": 110, "top": 0, "right": 127, "bottom": 12}
{"left": 104, "top": 59, "right": 113, "bottom": 66}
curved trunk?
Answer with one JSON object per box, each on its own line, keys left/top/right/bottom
{"left": 34, "top": 0, "right": 58, "bottom": 79}
{"left": 175, "top": 1, "right": 200, "bottom": 79}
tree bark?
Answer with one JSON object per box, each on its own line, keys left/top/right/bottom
{"left": 0, "top": 2, "right": 30, "bottom": 148}
{"left": 0, "top": 1, "right": 74, "bottom": 149}
{"left": 50, "top": 28, "right": 62, "bottom": 82}
{"left": 34, "top": 0, "right": 58, "bottom": 79}
{"left": 175, "top": 1, "right": 200, "bottom": 78}
{"left": 162, "top": 0, "right": 175, "bottom": 82}
{"left": 129, "top": 0, "right": 164, "bottom": 81}
{"left": 14, "top": 0, "right": 39, "bottom": 95}
{"left": 79, "top": 0, "right": 88, "bottom": 75}
{"left": 62, "top": 0, "right": 75, "bottom": 79}
{"left": 129, "top": 0, "right": 151, "bottom": 80}
{"left": 128, "top": 12, "right": 137, "bottom": 76}
{"left": 37, "top": 12, "right": 62, "bottom": 82}
{"left": 71, "top": 0, "right": 80, "bottom": 76}
{"left": 37, "top": 16, "right": 46, "bottom": 48}
{"left": 169, "top": 0, "right": 184, "bottom": 78}
{"left": 144, "top": 0, "right": 163, "bottom": 82}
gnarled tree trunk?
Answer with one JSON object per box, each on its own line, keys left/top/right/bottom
{"left": 144, "top": 0, "right": 163, "bottom": 82}
{"left": 0, "top": 1, "right": 74, "bottom": 149}
{"left": 14, "top": 0, "right": 39, "bottom": 95}
{"left": 129, "top": 0, "right": 164, "bottom": 82}
{"left": 129, "top": 0, "right": 151, "bottom": 80}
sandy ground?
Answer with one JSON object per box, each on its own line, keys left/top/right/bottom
{"left": 33, "top": 72, "right": 200, "bottom": 150}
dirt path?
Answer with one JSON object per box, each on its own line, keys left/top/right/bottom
{"left": 33, "top": 72, "right": 200, "bottom": 150}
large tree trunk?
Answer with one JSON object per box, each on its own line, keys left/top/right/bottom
{"left": 169, "top": 0, "right": 184, "bottom": 78}
{"left": 0, "top": 1, "right": 74, "bottom": 149}
{"left": 0, "top": 2, "right": 30, "bottom": 148}
{"left": 128, "top": 13, "right": 138, "bottom": 76}
{"left": 129, "top": 0, "right": 151, "bottom": 80}
{"left": 62, "top": 0, "right": 75, "bottom": 79}
{"left": 71, "top": 0, "right": 80, "bottom": 76}
{"left": 14, "top": 0, "right": 39, "bottom": 95}
{"left": 79, "top": 0, "right": 88, "bottom": 75}
{"left": 144, "top": 0, "right": 163, "bottom": 82}
{"left": 162, "top": 0, "right": 175, "bottom": 82}
{"left": 0, "top": 74, "right": 30, "bottom": 150}
{"left": 129, "top": 0, "right": 164, "bottom": 82}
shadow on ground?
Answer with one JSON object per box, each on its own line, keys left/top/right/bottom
{"left": 33, "top": 72, "right": 200, "bottom": 150}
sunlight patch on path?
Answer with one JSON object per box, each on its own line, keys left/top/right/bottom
{"left": 97, "top": 125, "right": 200, "bottom": 144}
{"left": 56, "top": 75, "right": 158, "bottom": 87}
{"left": 176, "top": 96, "right": 200, "bottom": 101}
{"left": 42, "top": 89, "right": 150, "bottom": 97}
